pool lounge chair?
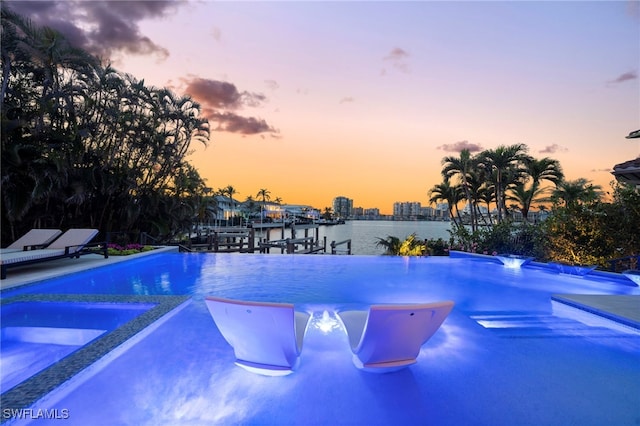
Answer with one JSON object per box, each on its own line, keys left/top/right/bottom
{"left": 205, "top": 296, "right": 311, "bottom": 376}
{"left": 0, "top": 229, "right": 63, "bottom": 254}
{"left": 336, "top": 301, "right": 455, "bottom": 373}
{"left": 0, "top": 228, "right": 107, "bottom": 279}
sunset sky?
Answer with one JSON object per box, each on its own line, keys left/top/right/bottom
{"left": 9, "top": 0, "right": 640, "bottom": 214}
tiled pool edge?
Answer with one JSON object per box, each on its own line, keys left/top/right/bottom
{"left": 551, "top": 294, "right": 640, "bottom": 331}
{"left": 0, "top": 294, "right": 190, "bottom": 419}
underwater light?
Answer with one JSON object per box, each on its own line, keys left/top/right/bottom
{"left": 313, "top": 310, "right": 341, "bottom": 334}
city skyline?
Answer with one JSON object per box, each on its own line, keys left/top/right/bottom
{"left": 9, "top": 1, "right": 640, "bottom": 214}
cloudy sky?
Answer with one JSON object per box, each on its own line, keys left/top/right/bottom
{"left": 8, "top": 0, "right": 640, "bottom": 213}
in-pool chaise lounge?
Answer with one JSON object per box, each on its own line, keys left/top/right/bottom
{"left": 336, "top": 301, "right": 455, "bottom": 373}
{"left": 205, "top": 296, "right": 311, "bottom": 376}
{"left": 0, "top": 229, "right": 63, "bottom": 254}
{"left": 0, "top": 228, "right": 107, "bottom": 279}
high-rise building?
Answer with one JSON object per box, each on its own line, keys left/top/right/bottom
{"left": 332, "top": 196, "right": 353, "bottom": 218}
{"left": 393, "top": 201, "right": 421, "bottom": 218}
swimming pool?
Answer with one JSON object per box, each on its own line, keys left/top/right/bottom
{"left": 1, "top": 300, "right": 155, "bottom": 391}
{"left": 2, "top": 252, "right": 639, "bottom": 425}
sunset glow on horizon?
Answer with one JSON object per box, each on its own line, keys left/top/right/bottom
{"left": 10, "top": 0, "right": 639, "bottom": 214}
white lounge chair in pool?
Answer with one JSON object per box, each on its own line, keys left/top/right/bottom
{"left": 205, "top": 296, "right": 311, "bottom": 376}
{"left": 0, "top": 229, "right": 63, "bottom": 254}
{"left": 0, "top": 228, "right": 107, "bottom": 279}
{"left": 336, "top": 301, "right": 455, "bottom": 373}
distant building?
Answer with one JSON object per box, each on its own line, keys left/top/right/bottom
{"left": 213, "top": 195, "right": 238, "bottom": 221}
{"left": 285, "top": 204, "right": 320, "bottom": 221}
{"left": 333, "top": 196, "right": 353, "bottom": 219}
{"left": 420, "top": 206, "right": 434, "bottom": 218}
{"left": 393, "top": 201, "right": 421, "bottom": 219}
{"left": 364, "top": 208, "right": 380, "bottom": 218}
{"left": 435, "top": 203, "right": 450, "bottom": 221}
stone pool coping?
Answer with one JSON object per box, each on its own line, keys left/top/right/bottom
{"left": 0, "top": 293, "right": 190, "bottom": 418}
{"left": 552, "top": 294, "right": 640, "bottom": 330}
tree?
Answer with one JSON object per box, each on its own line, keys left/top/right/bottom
{"left": 257, "top": 188, "right": 271, "bottom": 223}
{"left": 1, "top": 8, "right": 211, "bottom": 244}
{"left": 376, "top": 233, "right": 426, "bottom": 256}
{"left": 550, "top": 178, "right": 602, "bottom": 208}
{"left": 477, "top": 144, "right": 529, "bottom": 222}
{"left": 219, "top": 185, "right": 238, "bottom": 224}
{"left": 511, "top": 156, "right": 564, "bottom": 219}
{"left": 441, "top": 149, "right": 479, "bottom": 230}
{"left": 507, "top": 182, "right": 546, "bottom": 222}
{"left": 322, "top": 207, "right": 333, "bottom": 220}
{"left": 428, "top": 181, "right": 463, "bottom": 229}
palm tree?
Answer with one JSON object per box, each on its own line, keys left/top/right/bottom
{"left": 221, "top": 185, "right": 238, "bottom": 224}
{"left": 375, "top": 235, "right": 401, "bottom": 255}
{"left": 376, "top": 233, "right": 426, "bottom": 256}
{"left": 257, "top": 188, "right": 271, "bottom": 223}
{"left": 477, "top": 144, "right": 529, "bottom": 222}
{"left": 322, "top": 207, "right": 333, "bottom": 220}
{"left": 507, "top": 182, "right": 546, "bottom": 222}
{"left": 519, "top": 156, "right": 563, "bottom": 213}
{"left": 524, "top": 157, "right": 564, "bottom": 189}
{"left": 441, "top": 149, "right": 479, "bottom": 230}
{"left": 550, "top": 179, "right": 603, "bottom": 208}
{"left": 428, "top": 181, "right": 463, "bottom": 229}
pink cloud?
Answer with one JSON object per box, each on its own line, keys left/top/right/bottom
{"left": 437, "top": 140, "right": 484, "bottom": 153}
{"left": 608, "top": 71, "right": 637, "bottom": 84}
{"left": 539, "top": 144, "right": 568, "bottom": 154}
{"left": 382, "top": 47, "right": 410, "bottom": 74}
{"left": 183, "top": 76, "right": 277, "bottom": 136}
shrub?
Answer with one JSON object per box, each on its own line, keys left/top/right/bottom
{"left": 107, "top": 243, "right": 154, "bottom": 256}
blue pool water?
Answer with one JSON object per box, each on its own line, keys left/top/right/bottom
{"left": 2, "top": 252, "right": 640, "bottom": 425}
{"left": 1, "top": 302, "right": 155, "bottom": 392}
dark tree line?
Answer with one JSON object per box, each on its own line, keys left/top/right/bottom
{"left": 1, "top": 7, "right": 210, "bottom": 245}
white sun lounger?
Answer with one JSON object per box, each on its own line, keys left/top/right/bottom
{"left": 0, "top": 229, "right": 63, "bottom": 254}
{"left": 205, "top": 296, "right": 311, "bottom": 376}
{"left": 0, "top": 229, "right": 106, "bottom": 279}
{"left": 337, "top": 301, "right": 455, "bottom": 373}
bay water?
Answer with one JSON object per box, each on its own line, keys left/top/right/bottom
{"left": 259, "top": 220, "right": 452, "bottom": 255}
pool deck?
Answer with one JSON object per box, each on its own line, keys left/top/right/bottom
{"left": 552, "top": 294, "right": 640, "bottom": 330}
{"left": 0, "top": 246, "right": 178, "bottom": 291}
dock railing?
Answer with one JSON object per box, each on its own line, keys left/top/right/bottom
{"left": 330, "top": 239, "right": 352, "bottom": 255}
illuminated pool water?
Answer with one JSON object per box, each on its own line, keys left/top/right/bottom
{"left": 1, "top": 301, "right": 155, "bottom": 391}
{"left": 2, "top": 253, "right": 639, "bottom": 425}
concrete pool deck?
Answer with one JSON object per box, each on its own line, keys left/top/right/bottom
{"left": 1, "top": 252, "right": 639, "bottom": 425}
{"left": 0, "top": 246, "right": 178, "bottom": 290}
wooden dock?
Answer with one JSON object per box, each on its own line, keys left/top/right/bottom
{"left": 178, "top": 224, "right": 351, "bottom": 255}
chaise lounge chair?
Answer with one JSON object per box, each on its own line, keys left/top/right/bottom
{"left": 205, "top": 296, "right": 311, "bottom": 376}
{"left": 0, "top": 228, "right": 107, "bottom": 279}
{"left": 336, "top": 301, "right": 454, "bottom": 373}
{"left": 0, "top": 229, "right": 63, "bottom": 254}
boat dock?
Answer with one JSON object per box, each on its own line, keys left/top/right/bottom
{"left": 179, "top": 223, "right": 351, "bottom": 255}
